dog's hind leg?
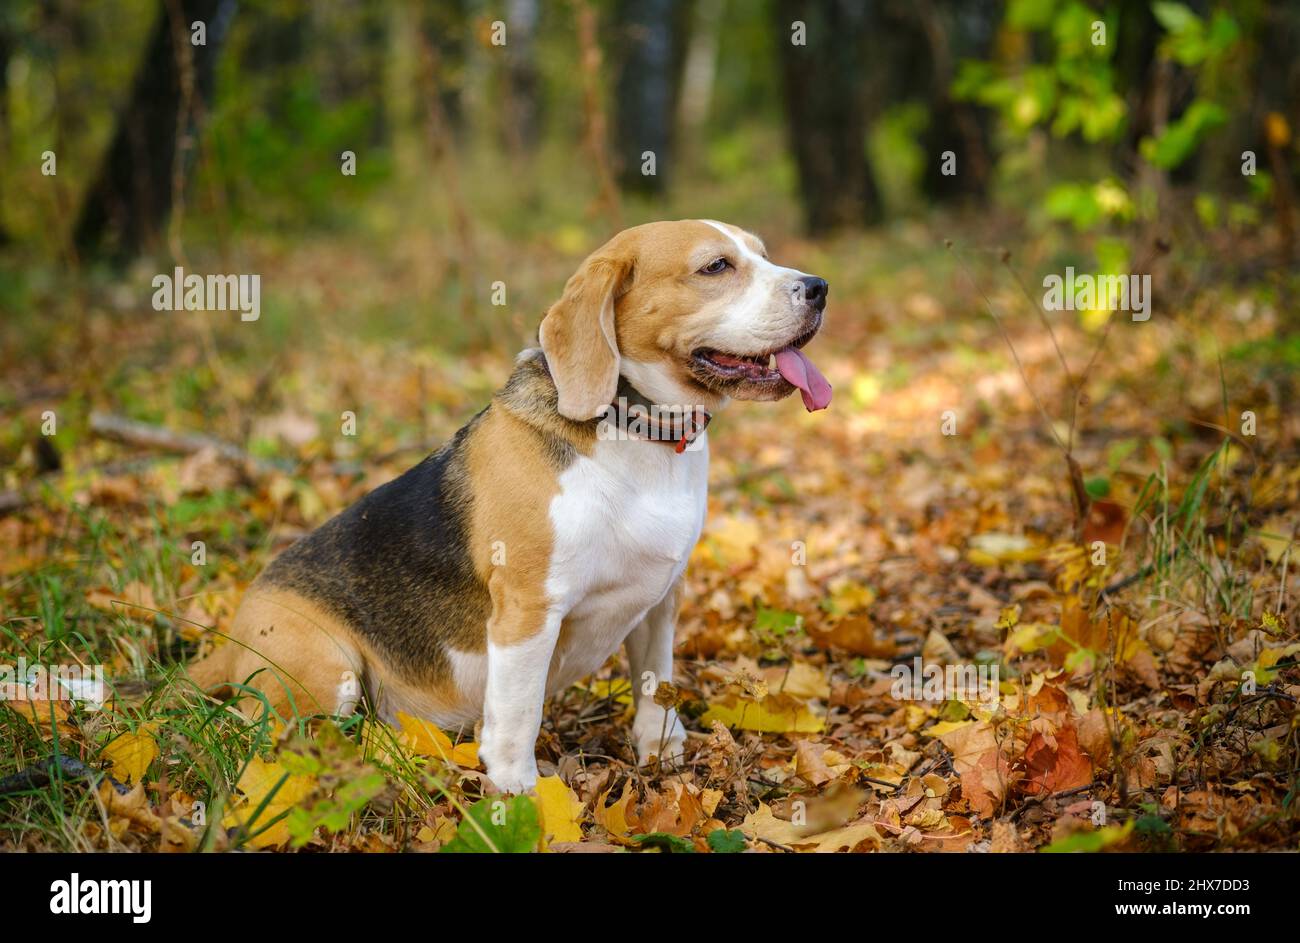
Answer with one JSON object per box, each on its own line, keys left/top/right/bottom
{"left": 625, "top": 580, "right": 688, "bottom": 767}
{"left": 187, "top": 587, "right": 367, "bottom": 722}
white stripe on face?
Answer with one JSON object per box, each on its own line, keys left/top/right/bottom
{"left": 698, "top": 220, "right": 810, "bottom": 355}
{"left": 701, "top": 219, "right": 766, "bottom": 264}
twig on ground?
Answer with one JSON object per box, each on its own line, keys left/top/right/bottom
{"left": 860, "top": 775, "right": 903, "bottom": 792}
{"left": 0, "top": 756, "right": 101, "bottom": 796}
{"left": 1012, "top": 780, "right": 1101, "bottom": 820}
{"left": 0, "top": 414, "right": 438, "bottom": 516}
{"left": 89, "top": 412, "right": 262, "bottom": 466}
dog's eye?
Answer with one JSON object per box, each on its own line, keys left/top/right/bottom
{"left": 699, "top": 258, "right": 730, "bottom": 275}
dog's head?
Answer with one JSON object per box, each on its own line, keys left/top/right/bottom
{"left": 539, "top": 219, "right": 832, "bottom": 420}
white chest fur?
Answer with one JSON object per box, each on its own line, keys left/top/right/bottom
{"left": 543, "top": 434, "right": 709, "bottom": 693}
{"left": 430, "top": 433, "right": 708, "bottom": 729}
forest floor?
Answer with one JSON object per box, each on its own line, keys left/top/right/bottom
{"left": 1, "top": 215, "right": 1298, "bottom": 852}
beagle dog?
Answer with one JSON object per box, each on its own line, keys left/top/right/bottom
{"left": 188, "top": 219, "right": 832, "bottom": 793}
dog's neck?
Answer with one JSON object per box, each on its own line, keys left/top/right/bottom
{"left": 496, "top": 349, "right": 710, "bottom": 456}
{"left": 606, "top": 376, "right": 711, "bottom": 453}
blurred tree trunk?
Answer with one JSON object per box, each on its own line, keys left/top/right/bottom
{"left": 317, "top": 1, "right": 389, "bottom": 146}
{"left": 73, "top": 0, "right": 234, "bottom": 260}
{"left": 1251, "top": 2, "right": 1300, "bottom": 149}
{"left": 677, "top": 0, "right": 721, "bottom": 136}
{"left": 612, "top": 0, "right": 689, "bottom": 196}
{"left": 914, "top": 0, "right": 997, "bottom": 204}
{"left": 1250, "top": 2, "right": 1300, "bottom": 299}
{"left": 1114, "top": 1, "right": 1160, "bottom": 181}
{"left": 241, "top": 0, "right": 306, "bottom": 123}
{"left": 502, "top": 0, "right": 541, "bottom": 158}
{"left": 1113, "top": 0, "right": 1215, "bottom": 256}
{"left": 774, "top": 0, "right": 882, "bottom": 232}
{"left": 673, "top": 0, "right": 721, "bottom": 178}
{"left": 421, "top": 0, "right": 470, "bottom": 138}
{"left": 0, "top": 14, "right": 11, "bottom": 247}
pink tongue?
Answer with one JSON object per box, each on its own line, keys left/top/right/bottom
{"left": 774, "top": 347, "right": 832, "bottom": 411}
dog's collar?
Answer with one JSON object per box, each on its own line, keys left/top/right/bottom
{"left": 533, "top": 351, "right": 711, "bottom": 454}
{"left": 606, "top": 376, "right": 712, "bottom": 454}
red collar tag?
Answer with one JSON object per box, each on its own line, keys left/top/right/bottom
{"left": 674, "top": 408, "right": 711, "bottom": 453}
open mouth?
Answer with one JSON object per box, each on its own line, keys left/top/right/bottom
{"left": 690, "top": 318, "right": 831, "bottom": 411}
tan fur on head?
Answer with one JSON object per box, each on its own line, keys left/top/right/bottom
{"left": 539, "top": 242, "right": 633, "bottom": 421}
{"left": 539, "top": 220, "right": 826, "bottom": 417}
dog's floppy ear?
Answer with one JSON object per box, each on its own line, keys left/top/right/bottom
{"left": 540, "top": 246, "right": 634, "bottom": 421}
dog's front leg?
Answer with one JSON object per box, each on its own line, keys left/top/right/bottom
{"left": 626, "top": 582, "right": 687, "bottom": 766}
{"left": 479, "top": 594, "right": 562, "bottom": 794}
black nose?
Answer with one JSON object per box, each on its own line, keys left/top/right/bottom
{"left": 798, "top": 276, "right": 828, "bottom": 311}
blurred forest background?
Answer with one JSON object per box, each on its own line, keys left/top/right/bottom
{"left": 2, "top": 0, "right": 1296, "bottom": 304}
{"left": 1, "top": 0, "right": 1300, "bottom": 854}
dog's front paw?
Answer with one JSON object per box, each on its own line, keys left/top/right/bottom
{"left": 482, "top": 758, "right": 538, "bottom": 795}
{"left": 484, "top": 770, "right": 537, "bottom": 795}
{"left": 479, "top": 741, "right": 539, "bottom": 795}
{"left": 634, "top": 710, "right": 687, "bottom": 768}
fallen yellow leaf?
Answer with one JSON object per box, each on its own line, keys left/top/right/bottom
{"left": 451, "top": 741, "right": 480, "bottom": 767}
{"left": 1257, "top": 515, "right": 1294, "bottom": 565}
{"left": 572, "top": 678, "right": 634, "bottom": 706}
{"left": 535, "top": 775, "right": 583, "bottom": 845}
{"left": 103, "top": 724, "right": 159, "bottom": 783}
{"left": 767, "top": 661, "right": 830, "bottom": 700}
{"left": 694, "top": 515, "right": 761, "bottom": 567}
{"left": 1003, "top": 622, "right": 1058, "bottom": 656}
{"left": 701, "top": 692, "right": 824, "bottom": 733}
{"left": 222, "top": 756, "right": 315, "bottom": 849}
{"left": 925, "top": 719, "right": 974, "bottom": 739}
{"left": 594, "top": 782, "right": 635, "bottom": 838}
{"left": 395, "top": 711, "right": 476, "bottom": 766}
{"left": 740, "top": 803, "right": 882, "bottom": 852}
{"left": 85, "top": 580, "right": 158, "bottom": 616}
{"left": 967, "top": 533, "right": 1041, "bottom": 566}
